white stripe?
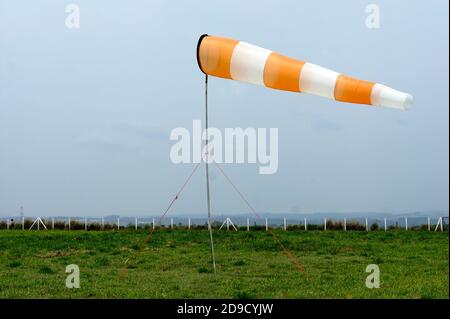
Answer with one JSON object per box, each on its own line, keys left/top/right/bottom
{"left": 371, "top": 83, "right": 413, "bottom": 110}
{"left": 230, "top": 42, "right": 272, "bottom": 86}
{"left": 299, "top": 63, "right": 340, "bottom": 100}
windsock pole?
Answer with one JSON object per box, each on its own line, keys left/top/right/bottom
{"left": 205, "top": 74, "right": 217, "bottom": 275}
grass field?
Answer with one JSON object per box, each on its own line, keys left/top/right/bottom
{"left": 0, "top": 229, "right": 448, "bottom": 298}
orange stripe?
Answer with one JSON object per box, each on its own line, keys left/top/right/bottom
{"left": 198, "top": 36, "right": 239, "bottom": 79}
{"left": 334, "top": 75, "right": 375, "bottom": 105}
{"left": 263, "top": 52, "right": 305, "bottom": 92}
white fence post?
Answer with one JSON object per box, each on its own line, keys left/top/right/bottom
{"left": 117, "top": 217, "right": 120, "bottom": 230}
{"left": 365, "top": 218, "right": 368, "bottom": 231}
{"left": 344, "top": 218, "right": 347, "bottom": 232}
{"left": 22, "top": 216, "right": 25, "bottom": 231}
{"left": 427, "top": 216, "right": 430, "bottom": 231}
{"left": 405, "top": 217, "right": 408, "bottom": 231}
{"left": 284, "top": 218, "right": 286, "bottom": 231}
{"left": 247, "top": 218, "right": 249, "bottom": 231}
{"left": 68, "top": 217, "right": 71, "bottom": 231}
{"left": 265, "top": 218, "right": 268, "bottom": 231}
{"left": 135, "top": 217, "right": 138, "bottom": 231}
{"left": 304, "top": 218, "right": 307, "bottom": 231}
{"left": 324, "top": 218, "right": 327, "bottom": 231}
{"left": 384, "top": 218, "right": 387, "bottom": 232}
{"left": 152, "top": 217, "right": 155, "bottom": 230}
{"left": 188, "top": 217, "right": 191, "bottom": 230}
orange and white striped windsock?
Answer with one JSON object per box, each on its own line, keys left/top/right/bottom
{"left": 197, "top": 35, "right": 413, "bottom": 110}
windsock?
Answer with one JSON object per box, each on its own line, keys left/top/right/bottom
{"left": 197, "top": 35, "right": 412, "bottom": 110}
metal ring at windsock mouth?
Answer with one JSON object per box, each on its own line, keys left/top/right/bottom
{"left": 196, "top": 34, "right": 209, "bottom": 74}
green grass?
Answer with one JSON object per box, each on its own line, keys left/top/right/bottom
{"left": 0, "top": 229, "right": 448, "bottom": 298}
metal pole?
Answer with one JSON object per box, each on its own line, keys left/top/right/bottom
{"left": 265, "top": 218, "right": 268, "bottom": 231}
{"left": 405, "top": 217, "right": 408, "bottom": 231}
{"left": 384, "top": 217, "right": 387, "bottom": 232}
{"left": 204, "top": 74, "right": 217, "bottom": 275}
{"left": 52, "top": 217, "right": 54, "bottom": 230}
{"left": 436, "top": 216, "right": 443, "bottom": 232}
{"left": 304, "top": 217, "right": 307, "bottom": 231}
{"left": 434, "top": 217, "right": 441, "bottom": 232}
{"left": 188, "top": 217, "right": 191, "bottom": 230}
{"left": 284, "top": 218, "right": 286, "bottom": 231}
{"left": 427, "top": 216, "right": 430, "bottom": 231}
{"left": 247, "top": 217, "right": 249, "bottom": 231}
{"left": 344, "top": 218, "right": 346, "bottom": 231}
{"left": 135, "top": 217, "right": 138, "bottom": 231}
{"left": 324, "top": 218, "right": 327, "bottom": 231}
{"left": 22, "top": 216, "right": 25, "bottom": 230}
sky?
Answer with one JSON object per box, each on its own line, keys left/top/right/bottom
{"left": 0, "top": 0, "right": 448, "bottom": 217}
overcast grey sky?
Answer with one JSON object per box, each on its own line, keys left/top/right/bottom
{"left": 0, "top": 0, "right": 448, "bottom": 216}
